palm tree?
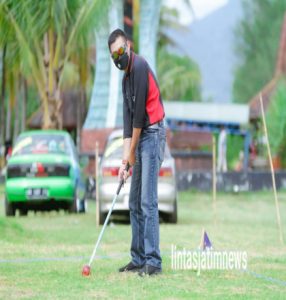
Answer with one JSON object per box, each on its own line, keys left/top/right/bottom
{"left": 0, "top": 20, "right": 22, "bottom": 143}
{"left": 156, "top": 1, "right": 201, "bottom": 101}
{"left": 0, "top": 0, "right": 109, "bottom": 129}
{"left": 157, "top": 47, "right": 201, "bottom": 101}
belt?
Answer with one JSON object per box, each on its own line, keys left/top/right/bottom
{"left": 147, "top": 120, "right": 164, "bottom": 129}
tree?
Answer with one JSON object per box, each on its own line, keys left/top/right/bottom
{"left": 265, "top": 80, "right": 286, "bottom": 157}
{"left": 233, "top": 0, "right": 286, "bottom": 103}
{"left": 0, "top": 20, "right": 22, "bottom": 143}
{"left": 131, "top": 0, "right": 200, "bottom": 101}
{"left": 157, "top": 48, "right": 201, "bottom": 101}
{"left": 0, "top": 47, "right": 6, "bottom": 146}
{"left": 156, "top": 2, "right": 201, "bottom": 101}
{"left": 0, "top": 0, "right": 109, "bottom": 129}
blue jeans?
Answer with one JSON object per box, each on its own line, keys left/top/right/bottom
{"left": 129, "top": 122, "right": 166, "bottom": 269}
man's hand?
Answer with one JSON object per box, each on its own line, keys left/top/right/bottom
{"left": 118, "top": 163, "right": 130, "bottom": 183}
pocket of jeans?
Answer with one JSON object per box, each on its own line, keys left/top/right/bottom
{"left": 141, "top": 131, "right": 157, "bottom": 158}
{"left": 143, "top": 127, "right": 158, "bottom": 134}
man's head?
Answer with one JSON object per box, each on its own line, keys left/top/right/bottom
{"left": 108, "top": 29, "right": 131, "bottom": 71}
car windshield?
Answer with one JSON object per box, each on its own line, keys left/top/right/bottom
{"left": 12, "top": 134, "right": 70, "bottom": 156}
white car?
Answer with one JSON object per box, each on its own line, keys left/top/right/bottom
{"left": 98, "top": 129, "right": 178, "bottom": 224}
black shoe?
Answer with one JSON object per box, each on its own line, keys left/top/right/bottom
{"left": 118, "top": 262, "right": 142, "bottom": 273}
{"left": 138, "top": 264, "right": 162, "bottom": 276}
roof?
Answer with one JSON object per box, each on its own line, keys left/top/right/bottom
{"left": 249, "top": 78, "right": 277, "bottom": 120}
{"left": 28, "top": 91, "right": 84, "bottom": 129}
{"left": 164, "top": 101, "right": 249, "bottom": 125}
{"left": 275, "top": 13, "right": 286, "bottom": 76}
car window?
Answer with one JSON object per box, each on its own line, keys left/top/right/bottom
{"left": 12, "top": 134, "right": 70, "bottom": 156}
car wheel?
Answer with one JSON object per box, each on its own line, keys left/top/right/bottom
{"left": 99, "top": 211, "right": 107, "bottom": 225}
{"left": 69, "top": 184, "right": 83, "bottom": 214}
{"left": 68, "top": 195, "right": 78, "bottom": 213}
{"left": 19, "top": 209, "right": 28, "bottom": 216}
{"left": 5, "top": 198, "right": 15, "bottom": 217}
{"left": 165, "top": 200, "right": 178, "bottom": 224}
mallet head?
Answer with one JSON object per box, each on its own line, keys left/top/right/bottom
{"left": 82, "top": 265, "right": 91, "bottom": 277}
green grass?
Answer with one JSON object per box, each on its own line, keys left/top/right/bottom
{"left": 0, "top": 186, "right": 286, "bottom": 299}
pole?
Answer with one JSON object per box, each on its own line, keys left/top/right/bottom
{"left": 95, "top": 142, "right": 99, "bottom": 227}
{"left": 212, "top": 135, "right": 217, "bottom": 224}
{"left": 260, "top": 94, "right": 284, "bottom": 245}
{"left": 87, "top": 164, "right": 129, "bottom": 267}
{"left": 89, "top": 192, "right": 118, "bottom": 266}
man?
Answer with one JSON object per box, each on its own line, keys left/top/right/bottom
{"left": 108, "top": 29, "right": 166, "bottom": 276}
{"left": 217, "top": 126, "right": 227, "bottom": 172}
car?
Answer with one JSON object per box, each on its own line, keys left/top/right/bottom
{"left": 5, "top": 130, "right": 87, "bottom": 216}
{"left": 99, "top": 129, "right": 178, "bottom": 224}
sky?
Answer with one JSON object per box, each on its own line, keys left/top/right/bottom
{"left": 164, "top": 0, "right": 229, "bottom": 25}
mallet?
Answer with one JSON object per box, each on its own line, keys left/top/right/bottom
{"left": 82, "top": 163, "right": 130, "bottom": 276}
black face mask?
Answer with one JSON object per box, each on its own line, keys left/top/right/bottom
{"left": 113, "top": 52, "right": 129, "bottom": 70}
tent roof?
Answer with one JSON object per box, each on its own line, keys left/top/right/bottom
{"left": 164, "top": 101, "right": 249, "bottom": 125}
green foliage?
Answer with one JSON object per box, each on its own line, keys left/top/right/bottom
{"left": 157, "top": 48, "right": 201, "bottom": 101}
{"left": 132, "top": 0, "right": 139, "bottom": 53}
{"left": 227, "top": 134, "right": 245, "bottom": 170}
{"left": 0, "top": 0, "right": 110, "bottom": 128}
{"left": 26, "top": 85, "right": 41, "bottom": 119}
{"left": 265, "top": 80, "right": 286, "bottom": 156}
{"left": 233, "top": 0, "right": 286, "bottom": 103}
{"left": 121, "top": 1, "right": 201, "bottom": 102}
{"left": 0, "top": 0, "right": 109, "bottom": 84}
{"left": 158, "top": 6, "right": 182, "bottom": 50}
{"left": 213, "top": 132, "right": 245, "bottom": 170}
{"left": 156, "top": 4, "right": 201, "bottom": 101}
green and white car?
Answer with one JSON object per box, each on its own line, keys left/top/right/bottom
{"left": 5, "top": 130, "right": 87, "bottom": 216}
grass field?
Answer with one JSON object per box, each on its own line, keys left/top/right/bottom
{"left": 1, "top": 184, "right": 286, "bottom": 299}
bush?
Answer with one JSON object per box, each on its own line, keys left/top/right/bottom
{"left": 265, "top": 80, "right": 286, "bottom": 158}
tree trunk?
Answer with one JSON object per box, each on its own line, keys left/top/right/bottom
{"left": 43, "top": 96, "right": 62, "bottom": 130}
{"left": 6, "top": 70, "right": 17, "bottom": 143}
{"left": 0, "top": 45, "right": 6, "bottom": 146}
{"left": 5, "top": 97, "right": 11, "bottom": 142}
{"left": 13, "top": 80, "right": 19, "bottom": 143}
{"left": 42, "top": 31, "right": 63, "bottom": 130}
{"left": 77, "top": 87, "right": 84, "bottom": 151}
{"left": 21, "top": 77, "right": 27, "bottom": 132}
{"left": 42, "top": 98, "right": 52, "bottom": 129}
{"left": 82, "top": 88, "right": 87, "bottom": 120}
{"left": 43, "top": 32, "right": 56, "bottom": 130}
{"left": 55, "top": 88, "right": 63, "bottom": 130}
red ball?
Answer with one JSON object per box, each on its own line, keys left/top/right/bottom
{"left": 82, "top": 265, "right": 91, "bottom": 276}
